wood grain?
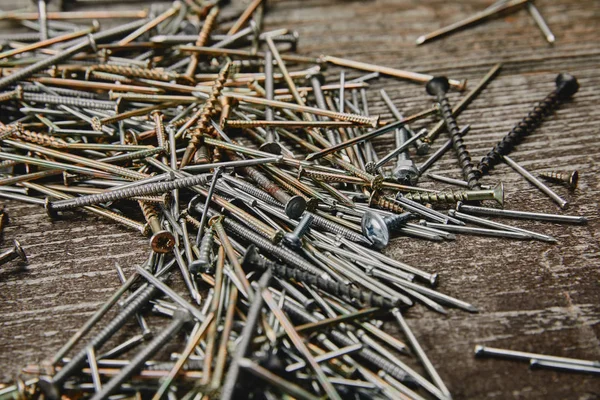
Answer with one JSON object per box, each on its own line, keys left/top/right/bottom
{"left": 1, "top": 1, "right": 599, "bottom": 399}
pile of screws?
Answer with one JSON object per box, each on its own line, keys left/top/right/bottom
{"left": 0, "top": 1, "right": 591, "bottom": 399}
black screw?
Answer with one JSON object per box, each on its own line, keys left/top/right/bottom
{"left": 242, "top": 245, "right": 399, "bottom": 309}
{"left": 426, "top": 76, "right": 481, "bottom": 190}
{"left": 0, "top": 239, "right": 27, "bottom": 266}
{"left": 478, "top": 73, "right": 579, "bottom": 175}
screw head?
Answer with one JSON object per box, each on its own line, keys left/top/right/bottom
{"left": 283, "top": 232, "right": 302, "bottom": 249}
{"left": 426, "top": 76, "right": 450, "bottom": 96}
{"left": 284, "top": 195, "right": 307, "bottom": 219}
{"left": 13, "top": 239, "right": 27, "bottom": 263}
{"left": 493, "top": 182, "right": 504, "bottom": 207}
{"left": 37, "top": 376, "right": 60, "bottom": 400}
{"left": 44, "top": 197, "right": 57, "bottom": 219}
{"left": 568, "top": 170, "right": 579, "bottom": 190}
{"left": 241, "top": 245, "right": 266, "bottom": 271}
{"left": 361, "top": 211, "right": 389, "bottom": 250}
{"left": 258, "top": 141, "right": 282, "bottom": 155}
{"left": 150, "top": 230, "right": 175, "bottom": 254}
{"left": 555, "top": 73, "right": 579, "bottom": 100}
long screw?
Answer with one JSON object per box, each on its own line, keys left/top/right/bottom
{"left": 89, "top": 309, "right": 191, "bottom": 400}
{"left": 426, "top": 76, "right": 481, "bottom": 189}
{"left": 478, "top": 73, "right": 579, "bottom": 175}
{"left": 243, "top": 245, "right": 398, "bottom": 308}
{"left": 0, "top": 239, "right": 27, "bottom": 266}
{"left": 402, "top": 183, "right": 504, "bottom": 206}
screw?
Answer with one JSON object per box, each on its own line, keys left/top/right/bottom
{"left": 418, "top": 125, "right": 471, "bottom": 175}
{"left": 242, "top": 245, "right": 398, "bottom": 308}
{"left": 478, "top": 73, "right": 579, "bottom": 175}
{"left": 502, "top": 155, "right": 568, "bottom": 209}
{"left": 423, "top": 64, "right": 502, "bottom": 143}
{"left": 0, "top": 239, "right": 27, "bottom": 266}
{"left": 0, "top": 86, "right": 23, "bottom": 103}
{"left": 539, "top": 170, "right": 579, "bottom": 190}
{"left": 427, "top": 76, "right": 481, "bottom": 190}
{"left": 181, "top": 62, "right": 231, "bottom": 167}
{"left": 360, "top": 210, "right": 413, "bottom": 249}
{"left": 189, "top": 227, "right": 214, "bottom": 275}
{"left": 240, "top": 164, "right": 307, "bottom": 219}
{"left": 139, "top": 201, "right": 175, "bottom": 254}
{"left": 402, "top": 183, "right": 504, "bottom": 206}
{"left": 283, "top": 212, "right": 314, "bottom": 249}
{"left": 88, "top": 309, "right": 191, "bottom": 400}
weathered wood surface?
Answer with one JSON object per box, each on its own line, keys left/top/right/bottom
{"left": 1, "top": 0, "right": 599, "bottom": 399}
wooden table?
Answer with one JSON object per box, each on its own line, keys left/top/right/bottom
{"left": 1, "top": 1, "right": 599, "bottom": 399}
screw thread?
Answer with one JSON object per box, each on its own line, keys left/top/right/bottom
{"left": 21, "top": 93, "right": 116, "bottom": 110}
{"left": 197, "top": 6, "right": 219, "bottom": 47}
{"left": 139, "top": 201, "right": 159, "bottom": 222}
{"left": 223, "top": 175, "right": 280, "bottom": 206}
{"left": 385, "top": 212, "right": 412, "bottom": 231}
{"left": 50, "top": 174, "right": 210, "bottom": 211}
{"left": 192, "top": 229, "right": 214, "bottom": 274}
{"left": 308, "top": 212, "right": 371, "bottom": 245}
{"left": 372, "top": 195, "right": 404, "bottom": 214}
{"left": 90, "top": 313, "right": 188, "bottom": 400}
{"left": 240, "top": 166, "right": 291, "bottom": 204}
{"left": 91, "top": 64, "right": 178, "bottom": 81}
{"left": 293, "top": 214, "right": 314, "bottom": 238}
{"left": 13, "top": 126, "right": 67, "bottom": 148}
{"left": 437, "top": 96, "right": 481, "bottom": 189}
{"left": 403, "top": 191, "right": 467, "bottom": 204}
{"left": 222, "top": 217, "right": 323, "bottom": 276}
{"left": 478, "top": 88, "right": 572, "bottom": 175}
{"left": 53, "top": 283, "right": 160, "bottom": 386}
{"left": 252, "top": 254, "right": 396, "bottom": 308}
{"left": 152, "top": 112, "right": 167, "bottom": 149}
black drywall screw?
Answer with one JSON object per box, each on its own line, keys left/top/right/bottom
{"left": 242, "top": 245, "right": 398, "bottom": 309}
{"left": 282, "top": 212, "right": 313, "bottom": 249}
{"left": 539, "top": 170, "right": 579, "bottom": 190}
{"left": 0, "top": 239, "right": 27, "bottom": 266}
{"left": 478, "top": 73, "right": 579, "bottom": 175}
{"left": 38, "top": 283, "right": 162, "bottom": 399}
{"left": 361, "top": 211, "right": 413, "bottom": 250}
{"left": 88, "top": 309, "right": 192, "bottom": 400}
{"left": 426, "top": 76, "right": 481, "bottom": 190}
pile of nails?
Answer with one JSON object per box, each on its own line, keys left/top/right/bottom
{"left": 0, "top": 1, "right": 591, "bottom": 399}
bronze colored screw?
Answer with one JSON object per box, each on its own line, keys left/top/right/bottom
{"left": 184, "top": 6, "right": 220, "bottom": 80}
{"left": 181, "top": 62, "right": 231, "bottom": 167}
{"left": 139, "top": 201, "right": 175, "bottom": 254}
{"left": 223, "top": 120, "right": 361, "bottom": 128}
{"left": 369, "top": 192, "right": 405, "bottom": 214}
{"left": 91, "top": 64, "right": 179, "bottom": 81}
{"left": 226, "top": 93, "right": 379, "bottom": 127}
{"left": 151, "top": 110, "right": 167, "bottom": 150}
{"left": 403, "top": 183, "right": 504, "bottom": 206}
{"left": 0, "top": 86, "right": 23, "bottom": 102}
{"left": 539, "top": 170, "right": 579, "bottom": 190}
